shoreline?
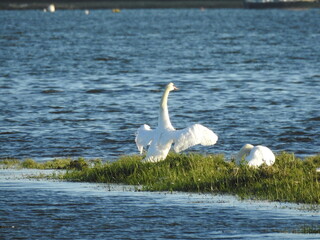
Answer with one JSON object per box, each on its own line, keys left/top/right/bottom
{"left": 2, "top": 153, "right": 320, "bottom": 205}
{"left": 1, "top": 1, "right": 320, "bottom": 10}
{"left": 1, "top": 1, "right": 245, "bottom": 10}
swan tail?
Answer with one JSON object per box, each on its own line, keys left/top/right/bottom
{"left": 172, "top": 124, "right": 218, "bottom": 153}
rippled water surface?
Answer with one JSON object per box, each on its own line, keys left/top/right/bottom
{"left": 1, "top": 9, "right": 319, "bottom": 160}
{"left": 1, "top": 170, "right": 320, "bottom": 239}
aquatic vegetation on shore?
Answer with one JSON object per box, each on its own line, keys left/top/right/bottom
{"left": 0, "top": 159, "right": 20, "bottom": 168}
{"left": 290, "top": 225, "right": 320, "bottom": 234}
{"left": 299, "top": 225, "right": 320, "bottom": 234}
{"left": 0, "top": 158, "right": 101, "bottom": 170}
{"left": 64, "top": 152, "right": 320, "bottom": 204}
{"left": 1, "top": 153, "right": 319, "bottom": 204}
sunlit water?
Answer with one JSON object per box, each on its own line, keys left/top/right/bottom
{"left": 1, "top": 169, "right": 320, "bottom": 239}
{"left": 1, "top": 9, "right": 319, "bottom": 160}
{"left": 1, "top": 9, "right": 320, "bottom": 239}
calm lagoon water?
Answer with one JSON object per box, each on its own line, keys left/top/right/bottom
{"left": 1, "top": 9, "right": 320, "bottom": 239}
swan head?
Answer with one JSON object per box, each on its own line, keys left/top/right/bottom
{"left": 166, "top": 82, "right": 178, "bottom": 92}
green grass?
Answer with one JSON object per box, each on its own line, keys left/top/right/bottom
{"left": 285, "top": 224, "right": 320, "bottom": 234}
{"left": 1, "top": 152, "right": 320, "bottom": 204}
{"left": 0, "top": 158, "right": 21, "bottom": 168}
{"left": 0, "top": 157, "right": 101, "bottom": 170}
{"left": 60, "top": 152, "right": 320, "bottom": 204}
{"left": 295, "top": 225, "right": 320, "bottom": 234}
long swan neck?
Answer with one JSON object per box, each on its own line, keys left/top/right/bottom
{"left": 160, "top": 88, "right": 169, "bottom": 109}
{"left": 158, "top": 88, "right": 173, "bottom": 129}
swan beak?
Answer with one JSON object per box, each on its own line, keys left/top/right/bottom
{"left": 173, "top": 85, "right": 179, "bottom": 90}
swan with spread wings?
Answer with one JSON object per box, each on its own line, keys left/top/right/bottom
{"left": 135, "top": 82, "right": 218, "bottom": 162}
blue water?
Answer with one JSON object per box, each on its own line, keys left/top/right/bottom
{"left": 1, "top": 169, "right": 320, "bottom": 239}
{"left": 1, "top": 9, "right": 320, "bottom": 160}
{"left": 1, "top": 9, "right": 320, "bottom": 239}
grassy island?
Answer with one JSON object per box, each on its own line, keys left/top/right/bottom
{"left": 2, "top": 152, "right": 320, "bottom": 204}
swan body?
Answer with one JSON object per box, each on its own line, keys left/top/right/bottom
{"left": 135, "top": 82, "right": 218, "bottom": 162}
{"left": 236, "top": 144, "right": 275, "bottom": 167}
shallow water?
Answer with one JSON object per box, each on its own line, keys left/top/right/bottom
{"left": 0, "top": 9, "right": 319, "bottom": 160}
{"left": 0, "top": 169, "right": 319, "bottom": 239}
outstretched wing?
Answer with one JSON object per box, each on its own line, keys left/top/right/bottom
{"left": 135, "top": 124, "right": 154, "bottom": 154}
{"left": 171, "top": 124, "right": 218, "bottom": 153}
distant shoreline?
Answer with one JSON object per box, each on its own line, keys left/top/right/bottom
{"left": 1, "top": 0, "right": 245, "bottom": 10}
{"left": 1, "top": 0, "right": 319, "bottom": 10}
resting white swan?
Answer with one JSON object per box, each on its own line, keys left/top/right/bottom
{"left": 135, "top": 82, "right": 218, "bottom": 162}
{"left": 236, "top": 144, "right": 275, "bottom": 167}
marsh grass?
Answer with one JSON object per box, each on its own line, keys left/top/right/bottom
{"left": 295, "top": 225, "right": 320, "bottom": 234}
{"left": 2, "top": 153, "right": 320, "bottom": 204}
{"left": 283, "top": 224, "right": 320, "bottom": 234}
{"left": 60, "top": 152, "right": 320, "bottom": 204}
{"left": 0, "top": 157, "right": 101, "bottom": 170}
{"left": 0, "top": 158, "right": 20, "bottom": 168}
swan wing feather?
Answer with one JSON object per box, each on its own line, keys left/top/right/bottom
{"left": 144, "top": 132, "right": 173, "bottom": 162}
{"left": 172, "top": 124, "right": 218, "bottom": 153}
{"left": 135, "top": 124, "right": 154, "bottom": 154}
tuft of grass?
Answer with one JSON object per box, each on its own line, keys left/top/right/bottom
{"left": 22, "top": 158, "right": 40, "bottom": 169}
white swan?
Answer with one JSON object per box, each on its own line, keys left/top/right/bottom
{"left": 236, "top": 144, "right": 275, "bottom": 167}
{"left": 135, "top": 82, "right": 218, "bottom": 162}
